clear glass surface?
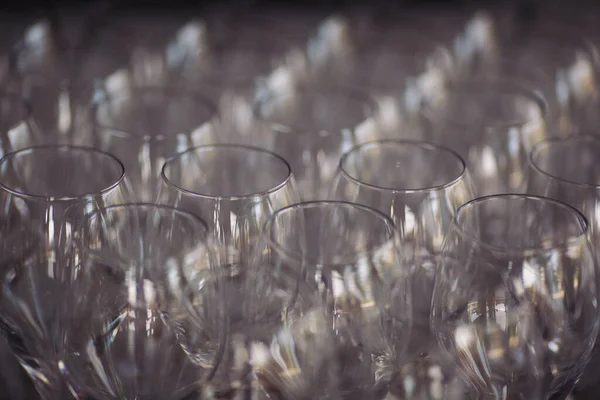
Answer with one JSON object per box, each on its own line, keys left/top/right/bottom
{"left": 432, "top": 194, "right": 598, "bottom": 399}
{"left": 331, "top": 139, "right": 475, "bottom": 331}
{"left": 528, "top": 135, "right": 600, "bottom": 392}
{"left": 254, "top": 85, "right": 379, "bottom": 200}
{"left": 91, "top": 85, "right": 218, "bottom": 201}
{"left": 240, "top": 201, "right": 411, "bottom": 398}
{"left": 0, "top": 145, "right": 133, "bottom": 399}
{"left": 158, "top": 143, "right": 300, "bottom": 269}
{"left": 59, "top": 204, "right": 225, "bottom": 400}
{"left": 423, "top": 78, "right": 548, "bottom": 196}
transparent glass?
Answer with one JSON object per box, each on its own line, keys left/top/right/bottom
{"left": 0, "top": 92, "right": 40, "bottom": 157}
{"left": 241, "top": 201, "right": 411, "bottom": 398}
{"left": 254, "top": 85, "right": 379, "bottom": 200}
{"left": 59, "top": 204, "right": 225, "bottom": 400}
{"left": 331, "top": 139, "right": 475, "bottom": 332}
{"left": 423, "top": 78, "right": 548, "bottom": 196}
{"left": 318, "top": 49, "right": 454, "bottom": 139}
{"left": 159, "top": 144, "right": 300, "bottom": 269}
{"left": 528, "top": 135, "right": 600, "bottom": 392}
{"left": 0, "top": 145, "right": 133, "bottom": 399}
{"left": 91, "top": 86, "right": 218, "bottom": 201}
{"left": 463, "top": 13, "right": 600, "bottom": 135}
{"left": 8, "top": 19, "right": 131, "bottom": 145}
{"left": 431, "top": 194, "right": 598, "bottom": 399}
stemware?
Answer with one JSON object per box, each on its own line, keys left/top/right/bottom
{"left": 423, "top": 78, "right": 548, "bottom": 196}
{"left": 320, "top": 48, "right": 454, "bottom": 139}
{"left": 0, "top": 145, "right": 133, "bottom": 399}
{"left": 254, "top": 85, "right": 379, "bottom": 200}
{"left": 528, "top": 135, "right": 600, "bottom": 391}
{"left": 243, "top": 201, "right": 411, "bottom": 398}
{"left": 59, "top": 204, "right": 225, "bottom": 400}
{"left": 330, "top": 139, "right": 475, "bottom": 331}
{"left": 467, "top": 14, "right": 600, "bottom": 134}
{"left": 188, "top": 47, "right": 305, "bottom": 136}
{"left": 158, "top": 144, "right": 299, "bottom": 270}
{"left": 91, "top": 85, "right": 218, "bottom": 201}
{"left": 8, "top": 19, "right": 131, "bottom": 145}
{"left": 431, "top": 194, "right": 599, "bottom": 399}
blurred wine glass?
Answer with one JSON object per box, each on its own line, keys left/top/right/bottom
{"left": 59, "top": 204, "right": 225, "bottom": 399}
{"left": 431, "top": 194, "right": 598, "bottom": 399}
{"left": 91, "top": 85, "right": 218, "bottom": 201}
{"left": 464, "top": 12, "right": 600, "bottom": 135}
{"left": 0, "top": 145, "right": 133, "bottom": 399}
{"left": 7, "top": 19, "right": 131, "bottom": 145}
{"left": 330, "top": 139, "right": 475, "bottom": 333}
{"left": 423, "top": 78, "right": 548, "bottom": 196}
{"left": 254, "top": 85, "right": 379, "bottom": 200}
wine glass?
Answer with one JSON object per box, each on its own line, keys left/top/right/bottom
{"left": 431, "top": 194, "right": 599, "bottom": 399}
{"left": 201, "top": 221, "right": 335, "bottom": 398}
{"left": 318, "top": 48, "right": 454, "bottom": 140}
{"left": 158, "top": 144, "right": 300, "bottom": 271}
{"left": 9, "top": 19, "right": 130, "bottom": 145}
{"left": 59, "top": 203, "right": 225, "bottom": 400}
{"left": 528, "top": 135, "right": 600, "bottom": 392}
{"left": 463, "top": 12, "right": 600, "bottom": 135}
{"left": 423, "top": 78, "right": 548, "bottom": 196}
{"left": 253, "top": 85, "right": 379, "bottom": 200}
{"left": 330, "top": 139, "right": 475, "bottom": 332}
{"left": 246, "top": 200, "right": 411, "bottom": 397}
{"left": 91, "top": 85, "right": 219, "bottom": 201}
{"left": 0, "top": 145, "right": 133, "bottom": 399}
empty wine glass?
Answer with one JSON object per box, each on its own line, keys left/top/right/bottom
{"left": 191, "top": 48, "right": 304, "bottom": 136}
{"left": 431, "top": 194, "right": 598, "bottom": 399}
{"left": 8, "top": 19, "right": 130, "bottom": 145}
{"left": 0, "top": 145, "right": 133, "bottom": 399}
{"left": 158, "top": 144, "right": 300, "bottom": 272}
{"left": 247, "top": 200, "right": 411, "bottom": 397}
{"left": 318, "top": 49, "right": 453, "bottom": 139}
{"left": 528, "top": 135, "right": 600, "bottom": 392}
{"left": 202, "top": 225, "right": 335, "bottom": 398}
{"left": 465, "top": 13, "right": 600, "bottom": 135}
{"left": 254, "top": 85, "right": 379, "bottom": 200}
{"left": 91, "top": 85, "right": 219, "bottom": 201}
{"left": 59, "top": 203, "right": 225, "bottom": 400}
{"left": 423, "top": 78, "right": 548, "bottom": 196}
{"left": 331, "top": 139, "right": 475, "bottom": 331}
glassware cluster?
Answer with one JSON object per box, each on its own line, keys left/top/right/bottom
{"left": 1, "top": 2, "right": 600, "bottom": 399}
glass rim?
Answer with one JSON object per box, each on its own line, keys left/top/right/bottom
{"left": 421, "top": 78, "right": 549, "bottom": 130}
{"left": 161, "top": 143, "right": 294, "bottom": 201}
{"left": 339, "top": 139, "right": 468, "bottom": 193}
{"left": 0, "top": 145, "right": 126, "bottom": 201}
{"left": 252, "top": 84, "right": 379, "bottom": 135}
{"left": 93, "top": 85, "right": 219, "bottom": 140}
{"left": 453, "top": 193, "right": 589, "bottom": 255}
{"left": 79, "top": 202, "right": 210, "bottom": 233}
{"left": 262, "top": 200, "right": 397, "bottom": 260}
{"left": 529, "top": 135, "right": 600, "bottom": 189}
